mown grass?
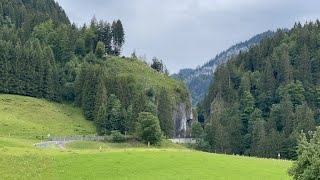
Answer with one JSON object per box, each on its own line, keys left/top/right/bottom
{"left": 0, "top": 139, "right": 291, "bottom": 180}
{"left": 64, "top": 139, "right": 185, "bottom": 150}
{"left": 0, "top": 94, "right": 96, "bottom": 139}
{"left": 52, "top": 150, "right": 291, "bottom": 180}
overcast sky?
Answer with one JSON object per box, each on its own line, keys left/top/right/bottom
{"left": 55, "top": 0, "right": 320, "bottom": 73}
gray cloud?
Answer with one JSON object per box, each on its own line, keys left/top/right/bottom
{"left": 55, "top": 0, "right": 320, "bottom": 73}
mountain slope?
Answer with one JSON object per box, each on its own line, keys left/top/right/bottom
{"left": 173, "top": 31, "right": 276, "bottom": 106}
{"left": 0, "top": 0, "right": 69, "bottom": 35}
{"left": 198, "top": 21, "right": 320, "bottom": 159}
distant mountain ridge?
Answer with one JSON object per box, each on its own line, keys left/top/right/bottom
{"left": 172, "top": 30, "right": 277, "bottom": 106}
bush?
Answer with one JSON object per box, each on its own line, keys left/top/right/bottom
{"left": 111, "top": 130, "right": 126, "bottom": 142}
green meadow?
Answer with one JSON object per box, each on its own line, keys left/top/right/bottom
{"left": 0, "top": 95, "right": 292, "bottom": 179}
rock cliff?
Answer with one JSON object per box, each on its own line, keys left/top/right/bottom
{"left": 173, "top": 102, "right": 193, "bottom": 137}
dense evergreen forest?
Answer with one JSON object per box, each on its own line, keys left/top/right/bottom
{"left": 196, "top": 21, "right": 320, "bottom": 159}
{"left": 173, "top": 31, "right": 276, "bottom": 106}
{"left": 0, "top": 0, "right": 187, "bottom": 138}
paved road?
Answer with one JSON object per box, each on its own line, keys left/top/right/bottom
{"left": 33, "top": 140, "right": 73, "bottom": 150}
{"left": 33, "top": 136, "right": 104, "bottom": 149}
{"left": 168, "top": 138, "right": 196, "bottom": 144}
{"left": 34, "top": 137, "right": 195, "bottom": 149}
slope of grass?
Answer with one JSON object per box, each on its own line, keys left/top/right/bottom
{"left": 105, "top": 57, "right": 190, "bottom": 104}
{"left": 0, "top": 94, "right": 96, "bottom": 139}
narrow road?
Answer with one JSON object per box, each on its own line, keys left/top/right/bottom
{"left": 33, "top": 136, "right": 105, "bottom": 150}
{"left": 168, "top": 138, "right": 196, "bottom": 144}
{"left": 33, "top": 140, "right": 73, "bottom": 150}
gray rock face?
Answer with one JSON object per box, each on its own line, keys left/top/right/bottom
{"left": 173, "top": 103, "right": 193, "bottom": 138}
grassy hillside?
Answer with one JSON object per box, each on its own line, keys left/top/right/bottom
{"left": 0, "top": 94, "right": 96, "bottom": 139}
{"left": 105, "top": 57, "right": 190, "bottom": 104}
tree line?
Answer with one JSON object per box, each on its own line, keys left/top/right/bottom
{"left": 195, "top": 21, "right": 320, "bottom": 160}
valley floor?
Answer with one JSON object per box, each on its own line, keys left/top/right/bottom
{"left": 0, "top": 137, "right": 291, "bottom": 180}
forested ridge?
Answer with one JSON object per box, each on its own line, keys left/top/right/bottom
{"left": 173, "top": 31, "right": 276, "bottom": 106}
{"left": 196, "top": 21, "right": 320, "bottom": 159}
{"left": 0, "top": 0, "right": 190, "bottom": 138}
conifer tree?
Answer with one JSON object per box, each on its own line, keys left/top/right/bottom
{"left": 32, "top": 40, "right": 45, "bottom": 98}
{"left": 7, "top": 42, "right": 18, "bottom": 94}
{"left": 75, "top": 38, "right": 86, "bottom": 56}
{"left": 241, "top": 91, "right": 255, "bottom": 133}
{"left": 299, "top": 44, "right": 312, "bottom": 83}
{"left": 81, "top": 66, "right": 98, "bottom": 120}
{"left": 157, "top": 88, "right": 174, "bottom": 138}
{"left": 95, "top": 104, "right": 108, "bottom": 135}
{"left": 131, "top": 91, "right": 147, "bottom": 132}
{"left": 111, "top": 20, "right": 125, "bottom": 55}
{"left": 95, "top": 41, "right": 105, "bottom": 58}
{"left": 106, "top": 94, "right": 124, "bottom": 133}
{"left": 84, "top": 28, "right": 95, "bottom": 53}
{"left": 74, "top": 63, "right": 88, "bottom": 106}
{"left": 24, "top": 40, "right": 37, "bottom": 96}
{"left": 294, "top": 103, "right": 316, "bottom": 132}
{"left": 43, "top": 47, "right": 59, "bottom": 101}
{"left": 94, "top": 73, "right": 107, "bottom": 120}
{"left": 0, "top": 40, "right": 9, "bottom": 93}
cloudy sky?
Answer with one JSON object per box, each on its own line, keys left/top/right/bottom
{"left": 55, "top": 0, "right": 320, "bottom": 73}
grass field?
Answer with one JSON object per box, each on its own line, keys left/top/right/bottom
{"left": 0, "top": 138, "right": 292, "bottom": 180}
{"left": 53, "top": 150, "right": 291, "bottom": 180}
{"left": 65, "top": 139, "right": 185, "bottom": 150}
{"left": 0, "top": 94, "right": 292, "bottom": 179}
{"left": 0, "top": 94, "right": 96, "bottom": 139}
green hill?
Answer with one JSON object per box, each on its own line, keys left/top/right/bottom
{"left": 104, "top": 56, "right": 189, "bottom": 102}
{"left": 0, "top": 94, "right": 95, "bottom": 139}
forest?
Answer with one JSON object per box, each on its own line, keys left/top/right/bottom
{"left": 0, "top": 0, "right": 185, "bottom": 139}
{"left": 196, "top": 21, "right": 320, "bottom": 160}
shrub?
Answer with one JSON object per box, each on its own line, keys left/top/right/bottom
{"left": 111, "top": 130, "right": 126, "bottom": 142}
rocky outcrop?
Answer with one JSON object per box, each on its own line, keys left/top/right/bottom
{"left": 173, "top": 102, "right": 193, "bottom": 138}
